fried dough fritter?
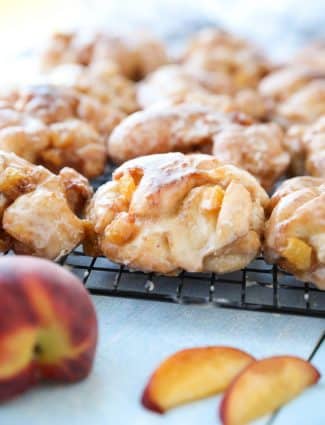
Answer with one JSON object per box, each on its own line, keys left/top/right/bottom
{"left": 181, "top": 29, "right": 270, "bottom": 94}
{"left": 264, "top": 177, "right": 325, "bottom": 288}
{"left": 0, "top": 150, "right": 92, "bottom": 259}
{"left": 41, "top": 30, "right": 168, "bottom": 80}
{"left": 0, "top": 84, "right": 120, "bottom": 178}
{"left": 85, "top": 152, "right": 269, "bottom": 274}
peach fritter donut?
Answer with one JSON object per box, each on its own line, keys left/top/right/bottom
{"left": 212, "top": 123, "right": 289, "bottom": 190}
{"left": 259, "top": 67, "right": 325, "bottom": 102}
{"left": 181, "top": 29, "right": 270, "bottom": 94}
{"left": 41, "top": 30, "right": 168, "bottom": 80}
{"left": 259, "top": 67, "right": 325, "bottom": 125}
{"left": 284, "top": 116, "right": 325, "bottom": 178}
{"left": 0, "top": 84, "right": 120, "bottom": 178}
{"left": 137, "top": 65, "right": 206, "bottom": 107}
{"left": 0, "top": 150, "right": 92, "bottom": 259}
{"left": 303, "top": 116, "right": 325, "bottom": 178}
{"left": 169, "top": 89, "right": 269, "bottom": 122}
{"left": 46, "top": 61, "right": 139, "bottom": 114}
{"left": 137, "top": 65, "right": 269, "bottom": 121}
{"left": 107, "top": 104, "right": 231, "bottom": 163}
{"left": 264, "top": 177, "right": 325, "bottom": 288}
{"left": 85, "top": 153, "right": 269, "bottom": 275}
{"left": 278, "top": 80, "right": 325, "bottom": 125}
{"left": 1, "top": 84, "right": 123, "bottom": 136}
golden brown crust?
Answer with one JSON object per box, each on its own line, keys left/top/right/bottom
{"left": 259, "top": 67, "right": 325, "bottom": 101}
{"left": 85, "top": 152, "right": 269, "bottom": 274}
{"left": 1, "top": 84, "right": 123, "bottom": 136}
{"left": 137, "top": 65, "right": 270, "bottom": 121}
{"left": 46, "top": 62, "right": 139, "bottom": 114}
{"left": 0, "top": 85, "right": 115, "bottom": 178}
{"left": 303, "top": 116, "right": 325, "bottom": 178}
{"left": 259, "top": 67, "right": 325, "bottom": 125}
{"left": 278, "top": 80, "right": 325, "bottom": 124}
{"left": 107, "top": 104, "right": 231, "bottom": 163}
{"left": 137, "top": 65, "right": 205, "bottom": 108}
{"left": 0, "top": 116, "right": 107, "bottom": 179}
{"left": 264, "top": 177, "right": 325, "bottom": 288}
{"left": 41, "top": 30, "right": 168, "bottom": 80}
{"left": 0, "top": 150, "right": 92, "bottom": 259}
{"left": 284, "top": 116, "right": 325, "bottom": 178}
{"left": 168, "top": 90, "right": 269, "bottom": 122}
{"left": 283, "top": 124, "right": 308, "bottom": 176}
{"left": 212, "top": 123, "right": 289, "bottom": 190}
{"left": 181, "top": 29, "right": 270, "bottom": 94}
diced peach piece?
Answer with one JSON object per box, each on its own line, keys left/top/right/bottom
{"left": 0, "top": 167, "right": 31, "bottom": 199}
{"left": 105, "top": 212, "right": 137, "bottom": 245}
{"left": 282, "top": 237, "right": 312, "bottom": 270}
{"left": 220, "top": 356, "right": 320, "bottom": 425}
{"left": 142, "top": 346, "right": 255, "bottom": 414}
{"left": 118, "top": 173, "right": 136, "bottom": 202}
{"left": 201, "top": 186, "right": 224, "bottom": 214}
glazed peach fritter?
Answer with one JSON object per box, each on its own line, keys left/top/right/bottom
{"left": 181, "top": 28, "right": 271, "bottom": 94}
{"left": 108, "top": 103, "right": 289, "bottom": 190}
{"left": 284, "top": 116, "right": 325, "bottom": 178}
{"left": 85, "top": 152, "right": 269, "bottom": 275}
{"left": 137, "top": 65, "right": 270, "bottom": 121}
{"left": 41, "top": 30, "right": 168, "bottom": 80}
{"left": 0, "top": 84, "right": 123, "bottom": 178}
{"left": 264, "top": 176, "right": 325, "bottom": 289}
{"left": 107, "top": 104, "right": 231, "bottom": 163}
{"left": 46, "top": 61, "right": 139, "bottom": 114}
{"left": 259, "top": 67, "right": 325, "bottom": 125}
{"left": 0, "top": 150, "right": 92, "bottom": 259}
{"left": 212, "top": 123, "right": 289, "bottom": 190}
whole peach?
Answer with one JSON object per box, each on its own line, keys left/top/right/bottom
{"left": 0, "top": 256, "right": 98, "bottom": 402}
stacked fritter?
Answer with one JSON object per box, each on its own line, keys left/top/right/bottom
{"left": 0, "top": 27, "right": 323, "bottom": 288}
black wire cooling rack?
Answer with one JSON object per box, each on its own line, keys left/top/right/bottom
{"left": 2, "top": 165, "right": 324, "bottom": 318}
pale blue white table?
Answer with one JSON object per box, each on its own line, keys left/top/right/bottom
{"left": 1, "top": 296, "right": 324, "bottom": 425}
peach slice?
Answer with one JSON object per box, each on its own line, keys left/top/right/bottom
{"left": 141, "top": 346, "right": 255, "bottom": 413}
{"left": 201, "top": 186, "right": 224, "bottom": 214}
{"left": 281, "top": 237, "right": 312, "bottom": 270}
{"left": 220, "top": 356, "right": 320, "bottom": 425}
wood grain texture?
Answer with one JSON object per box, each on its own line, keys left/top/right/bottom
{"left": 0, "top": 296, "right": 324, "bottom": 425}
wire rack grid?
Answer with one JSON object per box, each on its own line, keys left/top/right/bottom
{"left": 63, "top": 165, "right": 324, "bottom": 319}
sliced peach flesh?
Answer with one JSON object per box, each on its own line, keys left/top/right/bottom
{"left": 142, "top": 346, "right": 255, "bottom": 413}
{"left": 282, "top": 237, "right": 312, "bottom": 270}
{"left": 201, "top": 186, "right": 224, "bottom": 214}
{"left": 220, "top": 356, "right": 320, "bottom": 425}
{"left": 105, "top": 212, "right": 137, "bottom": 245}
{"left": 118, "top": 173, "right": 136, "bottom": 202}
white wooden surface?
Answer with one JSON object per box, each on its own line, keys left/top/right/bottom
{"left": 1, "top": 296, "right": 324, "bottom": 425}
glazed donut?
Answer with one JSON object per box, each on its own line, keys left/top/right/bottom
{"left": 85, "top": 152, "right": 269, "bottom": 275}
{"left": 0, "top": 150, "right": 92, "bottom": 258}
{"left": 264, "top": 176, "right": 325, "bottom": 288}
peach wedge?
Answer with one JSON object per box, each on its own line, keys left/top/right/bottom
{"left": 142, "top": 346, "right": 255, "bottom": 413}
{"left": 220, "top": 355, "right": 320, "bottom": 425}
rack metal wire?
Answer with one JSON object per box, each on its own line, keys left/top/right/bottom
{"left": 61, "top": 166, "right": 324, "bottom": 318}
{"left": 59, "top": 247, "right": 325, "bottom": 318}
{"left": 2, "top": 165, "right": 324, "bottom": 318}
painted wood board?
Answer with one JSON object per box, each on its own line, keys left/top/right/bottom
{"left": 1, "top": 296, "right": 324, "bottom": 425}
